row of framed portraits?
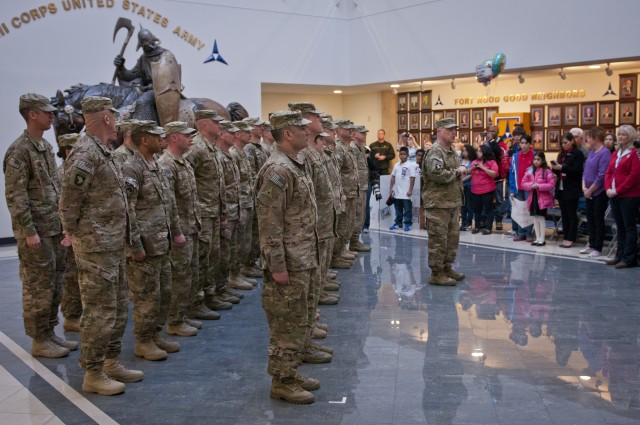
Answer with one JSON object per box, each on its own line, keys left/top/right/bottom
{"left": 530, "top": 101, "right": 637, "bottom": 128}
{"left": 398, "top": 107, "right": 499, "bottom": 131}
{"left": 398, "top": 91, "right": 432, "bottom": 112}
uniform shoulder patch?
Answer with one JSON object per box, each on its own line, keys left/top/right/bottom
{"left": 75, "top": 159, "right": 93, "bottom": 174}
{"left": 74, "top": 173, "right": 87, "bottom": 186}
{"left": 431, "top": 157, "right": 443, "bottom": 170}
{"left": 268, "top": 171, "right": 286, "bottom": 189}
{"left": 124, "top": 176, "right": 139, "bottom": 189}
{"left": 7, "top": 157, "right": 23, "bottom": 169}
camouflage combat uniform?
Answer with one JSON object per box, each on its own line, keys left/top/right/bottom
{"left": 230, "top": 144, "right": 255, "bottom": 277}
{"left": 421, "top": 140, "right": 464, "bottom": 272}
{"left": 113, "top": 143, "right": 135, "bottom": 168}
{"left": 158, "top": 149, "right": 201, "bottom": 326}
{"left": 349, "top": 141, "right": 369, "bottom": 244}
{"left": 333, "top": 139, "right": 359, "bottom": 259}
{"left": 322, "top": 146, "right": 345, "bottom": 272}
{"left": 59, "top": 134, "right": 130, "bottom": 371}
{"left": 256, "top": 145, "right": 319, "bottom": 382}
{"left": 4, "top": 131, "right": 65, "bottom": 341}
{"left": 244, "top": 141, "right": 268, "bottom": 269}
{"left": 123, "top": 150, "right": 179, "bottom": 342}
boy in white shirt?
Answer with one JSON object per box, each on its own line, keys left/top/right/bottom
{"left": 389, "top": 147, "right": 417, "bottom": 231}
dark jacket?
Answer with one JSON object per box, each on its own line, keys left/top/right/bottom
{"left": 368, "top": 140, "right": 395, "bottom": 175}
{"left": 554, "top": 147, "right": 584, "bottom": 200}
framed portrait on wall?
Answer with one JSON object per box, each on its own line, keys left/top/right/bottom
{"left": 471, "top": 130, "right": 484, "bottom": 146}
{"left": 563, "top": 105, "right": 578, "bottom": 126}
{"left": 433, "top": 111, "right": 444, "bottom": 123}
{"left": 409, "top": 113, "right": 420, "bottom": 130}
{"left": 409, "top": 92, "right": 420, "bottom": 111}
{"left": 398, "top": 113, "right": 408, "bottom": 130}
{"left": 530, "top": 106, "right": 544, "bottom": 127}
{"left": 486, "top": 108, "right": 498, "bottom": 126}
{"left": 472, "top": 109, "right": 484, "bottom": 129}
{"left": 421, "top": 112, "right": 431, "bottom": 130}
{"left": 459, "top": 110, "right": 470, "bottom": 129}
{"left": 444, "top": 110, "right": 456, "bottom": 121}
{"left": 620, "top": 74, "right": 637, "bottom": 99}
{"left": 398, "top": 94, "right": 407, "bottom": 112}
{"left": 581, "top": 104, "right": 596, "bottom": 126}
{"left": 458, "top": 130, "right": 470, "bottom": 145}
{"left": 599, "top": 102, "right": 615, "bottom": 125}
{"left": 532, "top": 130, "right": 544, "bottom": 151}
{"left": 546, "top": 129, "right": 561, "bottom": 152}
{"left": 620, "top": 102, "right": 636, "bottom": 125}
{"left": 548, "top": 105, "right": 562, "bottom": 127}
{"left": 421, "top": 91, "right": 431, "bottom": 110}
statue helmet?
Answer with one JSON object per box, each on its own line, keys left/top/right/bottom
{"left": 136, "top": 25, "right": 160, "bottom": 51}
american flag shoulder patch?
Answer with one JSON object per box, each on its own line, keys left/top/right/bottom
{"left": 268, "top": 172, "right": 286, "bottom": 189}
{"left": 75, "top": 159, "right": 93, "bottom": 174}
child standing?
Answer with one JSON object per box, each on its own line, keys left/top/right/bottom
{"left": 470, "top": 145, "right": 499, "bottom": 235}
{"left": 389, "top": 147, "right": 416, "bottom": 231}
{"left": 521, "top": 152, "right": 556, "bottom": 246}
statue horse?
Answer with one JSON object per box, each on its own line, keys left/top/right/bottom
{"left": 51, "top": 82, "right": 249, "bottom": 142}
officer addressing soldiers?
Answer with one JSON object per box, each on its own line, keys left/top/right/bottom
{"left": 4, "top": 93, "right": 75, "bottom": 359}
{"left": 60, "top": 96, "right": 142, "bottom": 396}
{"left": 422, "top": 117, "right": 468, "bottom": 286}
{"left": 255, "top": 110, "right": 321, "bottom": 404}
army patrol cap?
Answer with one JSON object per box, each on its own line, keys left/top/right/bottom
{"left": 131, "top": 120, "right": 165, "bottom": 137}
{"left": 81, "top": 96, "right": 118, "bottom": 114}
{"left": 194, "top": 109, "right": 225, "bottom": 122}
{"left": 354, "top": 125, "right": 369, "bottom": 133}
{"left": 269, "top": 110, "right": 311, "bottom": 130}
{"left": 233, "top": 121, "right": 253, "bottom": 132}
{"left": 19, "top": 93, "right": 57, "bottom": 112}
{"left": 116, "top": 118, "right": 139, "bottom": 132}
{"left": 435, "top": 117, "right": 458, "bottom": 129}
{"left": 321, "top": 119, "right": 338, "bottom": 130}
{"left": 219, "top": 120, "right": 240, "bottom": 133}
{"left": 164, "top": 121, "right": 196, "bottom": 136}
{"left": 57, "top": 133, "right": 80, "bottom": 147}
{"left": 260, "top": 121, "right": 272, "bottom": 130}
{"left": 320, "top": 112, "right": 333, "bottom": 121}
{"left": 334, "top": 119, "right": 354, "bottom": 129}
{"left": 288, "top": 102, "right": 323, "bottom": 115}
{"left": 242, "top": 117, "right": 266, "bottom": 126}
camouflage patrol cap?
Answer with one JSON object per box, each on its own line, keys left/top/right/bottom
{"left": 81, "top": 96, "right": 118, "bottom": 114}
{"left": 131, "top": 120, "right": 165, "bottom": 137}
{"left": 164, "top": 121, "right": 196, "bottom": 136}
{"left": 19, "top": 93, "right": 57, "bottom": 112}
{"left": 57, "top": 133, "right": 80, "bottom": 147}
{"left": 194, "top": 109, "right": 225, "bottom": 122}
{"left": 354, "top": 125, "right": 369, "bottom": 133}
{"left": 435, "top": 117, "right": 458, "bottom": 129}
{"left": 288, "top": 102, "right": 323, "bottom": 115}
{"left": 219, "top": 120, "right": 240, "bottom": 133}
{"left": 116, "top": 118, "right": 139, "bottom": 132}
{"left": 233, "top": 121, "right": 253, "bottom": 132}
{"left": 260, "top": 121, "right": 272, "bottom": 130}
{"left": 334, "top": 119, "right": 354, "bottom": 129}
{"left": 321, "top": 119, "right": 338, "bottom": 130}
{"left": 320, "top": 112, "right": 333, "bottom": 121}
{"left": 242, "top": 117, "right": 266, "bottom": 126}
{"left": 269, "top": 110, "right": 311, "bottom": 130}
{"left": 319, "top": 131, "right": 330, "bottom": 137}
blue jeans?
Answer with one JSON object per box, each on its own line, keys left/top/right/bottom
{"left": 512, "top": 190, "right": 533, "bottom": 236}
{"left": 394, "top": 198, "right": 413, "bottom": 226}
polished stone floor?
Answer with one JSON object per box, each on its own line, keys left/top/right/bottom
{"left": 0, "top": 230, "right": 639, "bottom": 425}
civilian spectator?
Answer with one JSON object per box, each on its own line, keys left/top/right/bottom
{"left": 389, "top": 147, "right": 416, "bottom": 232}
{"left": 570, "top": 127, "right": 589, "bottom": 159}
{"left": 604, "top": 133, "right": 616, "bottom": 153}
{"left": 470, "top": 145, "right": 498, "bottom": 235}
{"left": 521, "top": 152, "right": 555, "bottom": 246}
{"left": 369, "top": 129, "right": 395, "bottom": 175}
{"left": 509, "top": 135, "right": 535, "bottom": 242}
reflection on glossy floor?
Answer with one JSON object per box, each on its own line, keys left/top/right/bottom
{"left": 0, "top": 232, "right": 639, "bottom": 424}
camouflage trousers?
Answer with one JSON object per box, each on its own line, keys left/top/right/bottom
{"left": 61, "top": 246, "right": 81, "bottom": 320}
{"left": 231, "top": 208, "right": 253, "bottom": 275}
{"left": 333, "top": 196, "right": 356, "bottom": 256}
{"left": 198, "top": 216, "right": 221, "bottom": 305}
{"left": 168, "top": 233, "right": 198, "bottom": 326}
{"left": 245, "top": 212, "right": 260, "bottom": 268}
{"left": 351, "top": 189, "right": 367, "bottom": 241}
{"left": 425, "top": 208, "right": 460, "bottom": 272}
{"left": 214, "top": 219, "right": 237, "bottom": 293}
{"left": 322, "top": 237, "right": 335, "bottom": 288}
{"left": 127, "top": 254, "right": 171, "bottom": 341}
{"left": 75, "top": 250, "right": 128, "bottom": 371}
{"left": 262, "top": 268, "right": 318, "bottom": 381}
{"left": 17, "top": 234, "right": 65, "bottom": 340}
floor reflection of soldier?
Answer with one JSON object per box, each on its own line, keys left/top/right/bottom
{"left": 387, "top": 246, "right": 422, "bottom": 309}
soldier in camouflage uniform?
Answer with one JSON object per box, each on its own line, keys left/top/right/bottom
{"left": 56, "top": 133, "right": 82, "bottom": 333}
{"left": 241, "top": 117, "right": 268, "bottom": 278}
{"left": 113, "top": 119, "right": 138, "bottom": 167}
{"left": 230, "top": 121, "right": 258, "bottom": 288}
{"left": 185, "top": 110, "right": 232, "bottom": 315}
{"left": 123, "top": 121, "right": 185, "bottom": 360}
{"left": 349, "top": 125, "right": 372, "bottom": 252}
{"left": 422, "top": 118, "right": 468, "bottom": 286}
{"left": 60, "top": 96, "right": 142, "bottom": 396}
{"left": 260, "top": 121, "right": 275, "bottom": 157}
{"left": 256, "top": 110, "right": 320, "bottom": 404}
{"left": 4, "top": 93, "right": 74, "bottom": 359}
{"left": 158, "top": 122, "right": 202, "bottom": 336}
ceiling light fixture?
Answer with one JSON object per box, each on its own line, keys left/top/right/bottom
{"left": 588, "top": 65, "right": 601, "bottom": 69}
{"left": 451, "top": 79, "right": 456, "bottom": 89}
{"left": 333, "top": 90, "right": 342, "bottom": 94}
{"left": 605, "top": 62, "right": 613, "bottom": 77}
{"left": 559, "top": 68, "right": 567, "bottom": 80}
{"left": 518, "top": 73, "right": 525, "bottom": 84}
{"left": 390, "top": 84, "right": 400, "bottom": 88}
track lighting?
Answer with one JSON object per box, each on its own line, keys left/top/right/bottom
{"left": 559, "top": 68, "right": 567, "bottom": 80}
{"left": 518, "top": 73, "right": 525, "bottom": 84}
{"left": 605, "top": 63, "right": 613, "bottom": 77}
{"left": 451, "top": 79, "right": 456, "bottom": 89}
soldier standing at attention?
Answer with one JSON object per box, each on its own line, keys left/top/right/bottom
{"left": 4, "top": 93, "right": 75, "bottom": 359}
{"left": 185, "top": 110, "right": 231, "bottom": 316}
{"left": 159, "top": 122, "right": 202, "bottom": 336}
{"left": 113, "top": 119, "right": 138, "bottom": 167}
{"left": 256, "top": 110, "right": 320, "bottom": 404}
{"left": 260, "top": 121, "right": 275, "bottom": 157}
{"left": 349, "top": 125, "right": 372, "bottom": 252}
{"left": 60, "top": 96, "right": 142, "bottom": 395}
{"left": 123, "top": 122, "right": 185, "bottom": 361}
{"left": 56, "top": 133, "right": 82, "bottom": 333}
{"left": 422, "top": 118, "right": 469, "bottom": 286}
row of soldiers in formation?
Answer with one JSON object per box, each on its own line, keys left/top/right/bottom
{"left": 3, "top": 93, "right": 371, "bottom": 403}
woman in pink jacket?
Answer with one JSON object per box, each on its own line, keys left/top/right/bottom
{"left": 521, "top": 152, "right": 556, "bottom": 246}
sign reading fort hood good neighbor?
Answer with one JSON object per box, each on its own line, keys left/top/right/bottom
{"left": 454, "top": 89, "right": 587, "bottom": 106}
{"left": 0, "top": 0, "right": 207, "bottom": 51}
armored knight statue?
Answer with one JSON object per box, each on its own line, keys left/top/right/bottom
{"left": 113, "top": 26, "right": 182, "bottom": 125}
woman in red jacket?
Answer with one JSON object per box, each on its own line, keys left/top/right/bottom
{"left": 604, "top": 125, "right": 640, "bottom": 268}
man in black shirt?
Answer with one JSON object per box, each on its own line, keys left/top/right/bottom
{"left": 368, "top": 129, "right": 395, "bottom": 175}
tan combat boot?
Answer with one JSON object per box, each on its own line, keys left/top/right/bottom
{"left": 350, "top": 239, "right": 371, "bottom": 252}
{"left": 294, "top": 374, "right": 321, "bottom": 391}
{"left": 229, "top": 275, "right": 253, "bottom": 290}
{"left": 241, "top": 265, "right": 262, "bottom": 278}
{"left": 444, "top": 266, "right": 465, "bottom": 281}
{"left": 217, "top": 290, "right": 241, "bottom": 304}
{"left": 153, "top": 334, "right": 180, "bottom": 353}
{"left": 270, "top": 379, "right": 315, "bottom": 404}
{"left": 429, "top": 271, "right": 457, "bottom": 286}
{"left": 184, "top": 317, "right": 203, "bottom": 329}
{"left": 63, "top": 317, "right": 80, "bottom": 332}
{"left": 315, "top": 322, "right": 329, "bottom": 332}
{"left": 310, "top": 341, "right": 334, "bottom": 355}
{"left": 341, "top": 251, "right": 356, "bottom": 261}
{"left": 32, "top": 338, "right": 69, "bottom": 358}
{"left": 330, "top": 257, "right": 351, "bottom": 269}
{"left": 327, "top": 270, "right": 338, "bottom": 279}
{"left": 318, "top": 293, "right": 339, "bottom": 305}
{"left": 188, "top": 303, "right": 222, "bottom": 319}
{"left": 303, "top": 348, "right": 332, "bottom": 364}
{"left": 82, "top": 370, "right": 125, "bottom": 396}
{"left": 204, "top": 294, "right": 233, "bottom": 311}
{"left": 48, "top": 333, "right": 79, "bottom": 351}
{"left": 103, "top": 359, "right": 144, "bottom": 383}
{"left": 312, "top": 326, "right": 327, "bottom": 339}
{"left": 167, "top": 323, "right": 198, "bottom": 337}
{"left": 134, "top": 339, "right": 168, "bottom": 361}
{"left": 241, "top": 275, "right": 258, "bottom": 286}
{"left": 324, "top": 281, "right": 340, "bottom": 291}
